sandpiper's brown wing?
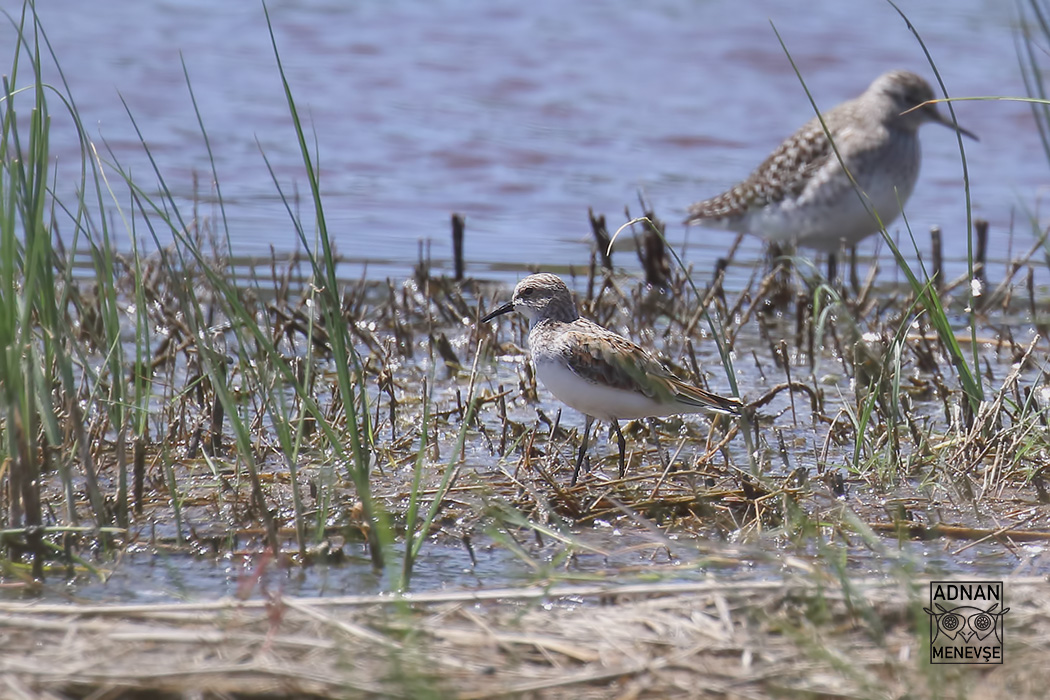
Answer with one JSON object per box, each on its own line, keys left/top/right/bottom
{"left": 561, "top": 320, "right": 741, "bottom": 415}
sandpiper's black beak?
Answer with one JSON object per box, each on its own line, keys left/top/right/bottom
{"left": 928, "top": 104, "right": 978, "bottom": 141}
{"left": 481, "top": 301, "right": 515, "bottom": 323}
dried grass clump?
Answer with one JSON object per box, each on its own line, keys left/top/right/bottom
{"left": 2, "top": 576, "right": 1048, "bottom": 699}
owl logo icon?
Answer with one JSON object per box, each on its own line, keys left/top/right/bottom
{"left": 924, "top": 603, "right": 1009, "bottom": 645}
{"left": 927, "top": 582, "right": 1007, "bottom": 663}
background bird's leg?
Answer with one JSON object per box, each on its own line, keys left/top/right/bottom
{"left": 766, "top": 241, "right": 794, "bottom": 307}
{"left": 766, "top": 241, "right": 783, "bottom": 275}
{"left": 572, "top": 415, "right": 594, "bottom": 486}
{"left": 826, "top": 252, "right": 838, "bottom": 286}
{"left": 612, "top": 420, "right": 627, "bottom": 479}
{"left": 849, "top": 245, "right": 860, "bottom": 294}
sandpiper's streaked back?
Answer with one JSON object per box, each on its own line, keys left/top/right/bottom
{"left": 481, "top": 273, "right": 741, "bottom": 484}
{"left": 684, "top": 70, "right": 976, "bottom": 260}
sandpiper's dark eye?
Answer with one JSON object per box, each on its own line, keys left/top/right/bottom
{"left": 521, "top": 288, "right": 534, "bottom": 297}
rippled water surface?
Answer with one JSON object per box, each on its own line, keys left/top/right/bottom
{"left": 26, "top": 526, "right": 1036, "bottom": 604}
{"left": 5, "top": 0, "right": 1040, "bottom": 284}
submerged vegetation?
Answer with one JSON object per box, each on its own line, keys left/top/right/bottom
{"left": 3, "top": 0, "right": 1050, "bottom": 697}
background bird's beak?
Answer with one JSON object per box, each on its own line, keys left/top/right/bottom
{"left": 481, "top": 301, "right": 515, "bottom": 323}
{"left": 939, "top": 116, "right": 978, "bottom": 141}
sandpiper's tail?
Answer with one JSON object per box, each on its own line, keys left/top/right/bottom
{"left": 671, "top": 379, "right": 743, "bottom": 415}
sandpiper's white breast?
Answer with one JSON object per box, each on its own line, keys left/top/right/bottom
{"left": 534, "top": 356, "right": 678, "bottom": 421}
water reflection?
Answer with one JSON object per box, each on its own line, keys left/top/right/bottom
{"left": 2, "top": 0, "right": 1036, "bottom": 285}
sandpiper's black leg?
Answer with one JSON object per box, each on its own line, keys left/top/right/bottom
{"left": 612, "top": 420, "right": 627, "bottom": 479}
{"left": 572, "top": 415, "right": 594, "bottom": 486}
{"left": 648, "top": 418, "right": 670, "bottom": 472}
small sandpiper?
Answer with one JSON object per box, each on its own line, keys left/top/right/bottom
{"left": 684, "top": 70, "right": 976, "bottom": 278}
{"left": 481, "top": 273, "right": 741, "bottom": 484}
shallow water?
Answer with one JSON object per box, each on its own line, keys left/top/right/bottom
{"left": 5, "top": 0, "right": 1043, "bottom": 287}
{"left": 5, "top": 0, "right": 1049, "bottom": 603}
{"left": 19, "top": 522, "right": 1039, "bottom": 604}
